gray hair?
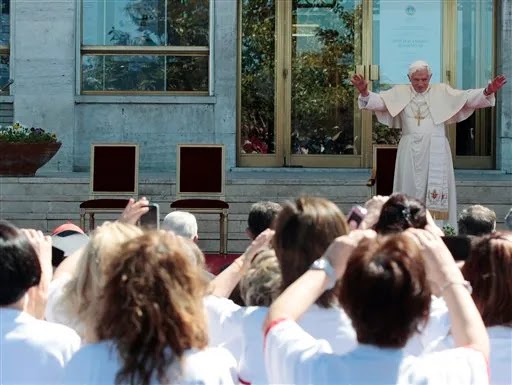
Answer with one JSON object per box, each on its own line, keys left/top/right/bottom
{"left": 161, "top": 211, "right": 198, "bottom": 239}
{"left": 458, "top": 205, "right": 496, "bottom": 236}
{"left": 408, "top": 60, "right": 432, "bottom": 77}
{"left": 239, "top": 249, "right": 281, "bottom": 307}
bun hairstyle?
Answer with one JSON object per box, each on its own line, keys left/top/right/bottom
{"left": 374, "top": 193, "right": 427, "bottom": 235}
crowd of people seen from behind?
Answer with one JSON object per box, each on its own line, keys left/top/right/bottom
{"left": 1, "top": 194, "right": 511, "bottom": 384}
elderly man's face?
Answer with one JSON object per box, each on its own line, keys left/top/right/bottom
{"left": 408, "top": 69, "right": 432, "bottom": 93}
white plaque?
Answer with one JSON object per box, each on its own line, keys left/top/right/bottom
{"left": 379, "top": 1, "right": 442, "bottom": 86}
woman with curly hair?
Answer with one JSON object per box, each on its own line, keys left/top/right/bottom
{"left": 63, "top": 231, "right": 236, "bottom": 385}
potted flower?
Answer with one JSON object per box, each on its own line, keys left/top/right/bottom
{"left": 0, "top": 122, "right": 62, "bottom": 176}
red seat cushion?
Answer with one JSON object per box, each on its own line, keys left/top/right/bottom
{"left": 80, "top": 199, "right": 129, "bottom": 209}
{"left": 171, "top": 199, "right": 229, "bottom": 209}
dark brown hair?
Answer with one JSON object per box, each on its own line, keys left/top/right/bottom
{"left": 374, "top": 193, "right": 427, "bottom": 235}
{"left": 95, "top": 232, "right": 208, "bottom": 385}
{"left": 462, "top": 232, "right": 512, "bottom": 327}
{"left": 273, "top": 196, "right": 349, "bottom": 307}
{"left": 339, "top": 235, "right": 431, "bottom": 348}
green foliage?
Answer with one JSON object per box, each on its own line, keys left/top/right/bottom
{"left": 0, "top": 122, "right": 59, "bottom": 143}
{"left": 241, "top": 0, "right": 364, "bottom": 154}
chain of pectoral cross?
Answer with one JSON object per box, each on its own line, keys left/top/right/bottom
{"left": 409, "top": 99, "right": 430, "bottom": 126}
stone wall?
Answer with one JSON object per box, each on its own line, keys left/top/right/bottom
{"left": 0, "top": 170, "right": 510, "bottom": 254}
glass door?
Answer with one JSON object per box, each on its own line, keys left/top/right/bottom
{"left": 238, "top": 0, "right": 367, "bottom": 168}
{"left": 286, "top": 0, "right": 364, "bottom": 167}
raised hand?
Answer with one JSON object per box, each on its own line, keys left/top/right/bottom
{"left": 323, "top": 229, "right": 377, "bottom": 279}
{"left": 405, "top": 228, "right": 463, "bottom": 295}
{"left": 118, "top": 197, "right": 150, "bottom": 225}
{"left": 20, "top": 228, "right": 53, "bottom": 319}
{"left": 350, "top": 73, "right": 369, "bottom": 97}
{"left": 486, "top": 74, "right": 507, "bottom": 94}
{"left": 241, "top": 228, "right": 274, "bottom": 269}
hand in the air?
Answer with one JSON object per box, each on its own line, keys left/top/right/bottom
{"left": 350, "top": 74, "right": 369, "bottom": 96}
{"left": 486, "top": 75, "right": 507, "bottom": 94}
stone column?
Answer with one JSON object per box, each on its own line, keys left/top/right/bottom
{"left": 12, "top": 0, "right": 76, "bottom": 172}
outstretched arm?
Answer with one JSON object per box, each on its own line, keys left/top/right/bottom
{"left": 465, "top": 75, "right": 507, "bottom": 109}
{"left": 483, "top": 75, "right": 507, "bottom": 96}
{"left": 351, "top": 73, "right": 387, "bottom": 111}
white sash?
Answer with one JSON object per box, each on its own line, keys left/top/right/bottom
{"left": 426, "top": 136, "right": 449, "bottom": 219}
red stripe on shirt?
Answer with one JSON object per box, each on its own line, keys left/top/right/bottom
{"left": 238, "top": 376, "right": 251, "bottom": 385}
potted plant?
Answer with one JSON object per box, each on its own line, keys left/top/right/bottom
{"left": 0, "top": 122, "right": 62, "bottom": 176}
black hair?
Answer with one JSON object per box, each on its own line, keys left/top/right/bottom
{"left": 374, "top": 193, "right": 427, "bottom": 235}
{"left": 247, "top": 201, "right": 282, "bottom": 238}
{"left": 0, "top": 220, "right": 41, "bottom": 305}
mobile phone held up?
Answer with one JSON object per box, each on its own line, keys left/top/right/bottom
{"left": 139, "top": 203, "right": 160, "bottom": 230}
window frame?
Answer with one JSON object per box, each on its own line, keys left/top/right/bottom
{"left": 0, "top": 0, "right": 10, "bottom": 95}
{"left": 77, "top": 0, "right": 214, "bottom": 96}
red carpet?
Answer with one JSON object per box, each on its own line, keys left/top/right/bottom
{"left": 204, "top": 253, "right": 239, "bottom": 275}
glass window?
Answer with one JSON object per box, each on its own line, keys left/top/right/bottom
{"left": 81, "top": 0, "right": 210, "bottom": 94}
{"left": 0, "top": 0, "right": 10, "bottom": 94}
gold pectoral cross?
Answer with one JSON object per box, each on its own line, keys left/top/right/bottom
{"left": 414, "top": 108, "right": 425, "bottom": 126}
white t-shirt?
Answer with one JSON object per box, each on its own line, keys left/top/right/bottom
{"left": 265, "top": 319, "right": 488, "bottom": 385}
{"left": 205, "top": 295, "right": 357, "bottom": 384}
{"left": 63, "top": 340, "right": 238, "bottom": 385}
{"left": 430, "top": 325, "right": 512, "bottom": 385}
{"left": 0, "top": 307, "right": 81, "bottom": 384}
{"left": 404, "top": 295, "right": 451, "bottom": 356}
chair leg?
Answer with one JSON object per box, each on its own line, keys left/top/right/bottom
{"left": 89, "top": 213, "right": 95, "bottom": 231}
{"left": 80, "top": 210, "right": 86, "bottom": 232}
{"left": 220, "top": 211, "right": 228, "bottom": 255}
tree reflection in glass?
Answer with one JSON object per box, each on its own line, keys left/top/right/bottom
{"left": 291, "top": 0, "right": 361, "bottom": 155}
{"left": 81, "top": 0, "right": 209, "bottom": 92}
{"left": 240, "top": 0, "right": 275, "bottom": 154}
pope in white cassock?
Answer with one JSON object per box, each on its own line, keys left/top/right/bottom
{"left": 351, "top": 61, "right": 507, "bottom": 227}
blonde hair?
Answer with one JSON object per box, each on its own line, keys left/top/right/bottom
{"left": 59, "top": 222, "right": 143, "bottom": 338}
{"left": 240, "top": 249, "right": 281, "bottom": 306}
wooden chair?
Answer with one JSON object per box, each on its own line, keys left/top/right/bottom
{"left": 170, "top": 144, "right": 229, "bottom": 254}
{"left": 79, "top": 144, "right": 139, "bottom": 231}
{"left": 367, "top": 145, "right": 398, "bottom": 197}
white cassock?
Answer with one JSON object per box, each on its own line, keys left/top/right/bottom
{"left": 359, "top": 84, "right": 495, "bottom": 227}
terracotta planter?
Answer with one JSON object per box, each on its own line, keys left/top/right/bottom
{"left": 0, "top": 142, "right": 62, "bottom": 176}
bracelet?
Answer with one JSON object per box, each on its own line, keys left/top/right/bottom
{"left": 439, "top": 280, "right": 473, "bottom": 295}
{"left": 483, "top": 87, "right": 491, "bottom": 96}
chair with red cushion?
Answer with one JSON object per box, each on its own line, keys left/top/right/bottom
{"left": 79, "top": 144, "right": 139, "bottom": 231}
{"left": 171, "top": 144, "right": 229, "bottom": 255}
{"left": 367, "top": 144, "right": 398, "bottom": 197}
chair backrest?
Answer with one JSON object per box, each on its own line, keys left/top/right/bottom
{"left": 373, "top": 145, "right": 397, "bottom": 196}
{"left": 176, "top": 144, "right": 225, "bottom": 198}
{"left": 90, "top": 143, "right": 139, "bottom": 197}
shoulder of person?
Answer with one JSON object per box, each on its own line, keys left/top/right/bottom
{"left": 182, "top": 347, "right": 237, "bottom": 383}
{"left": 401, "top": 347, "right": 488, "bottom": 384}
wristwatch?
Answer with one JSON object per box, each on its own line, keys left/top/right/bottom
{"left": 309, "top": 256, "right": 337, "bottom": 290}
